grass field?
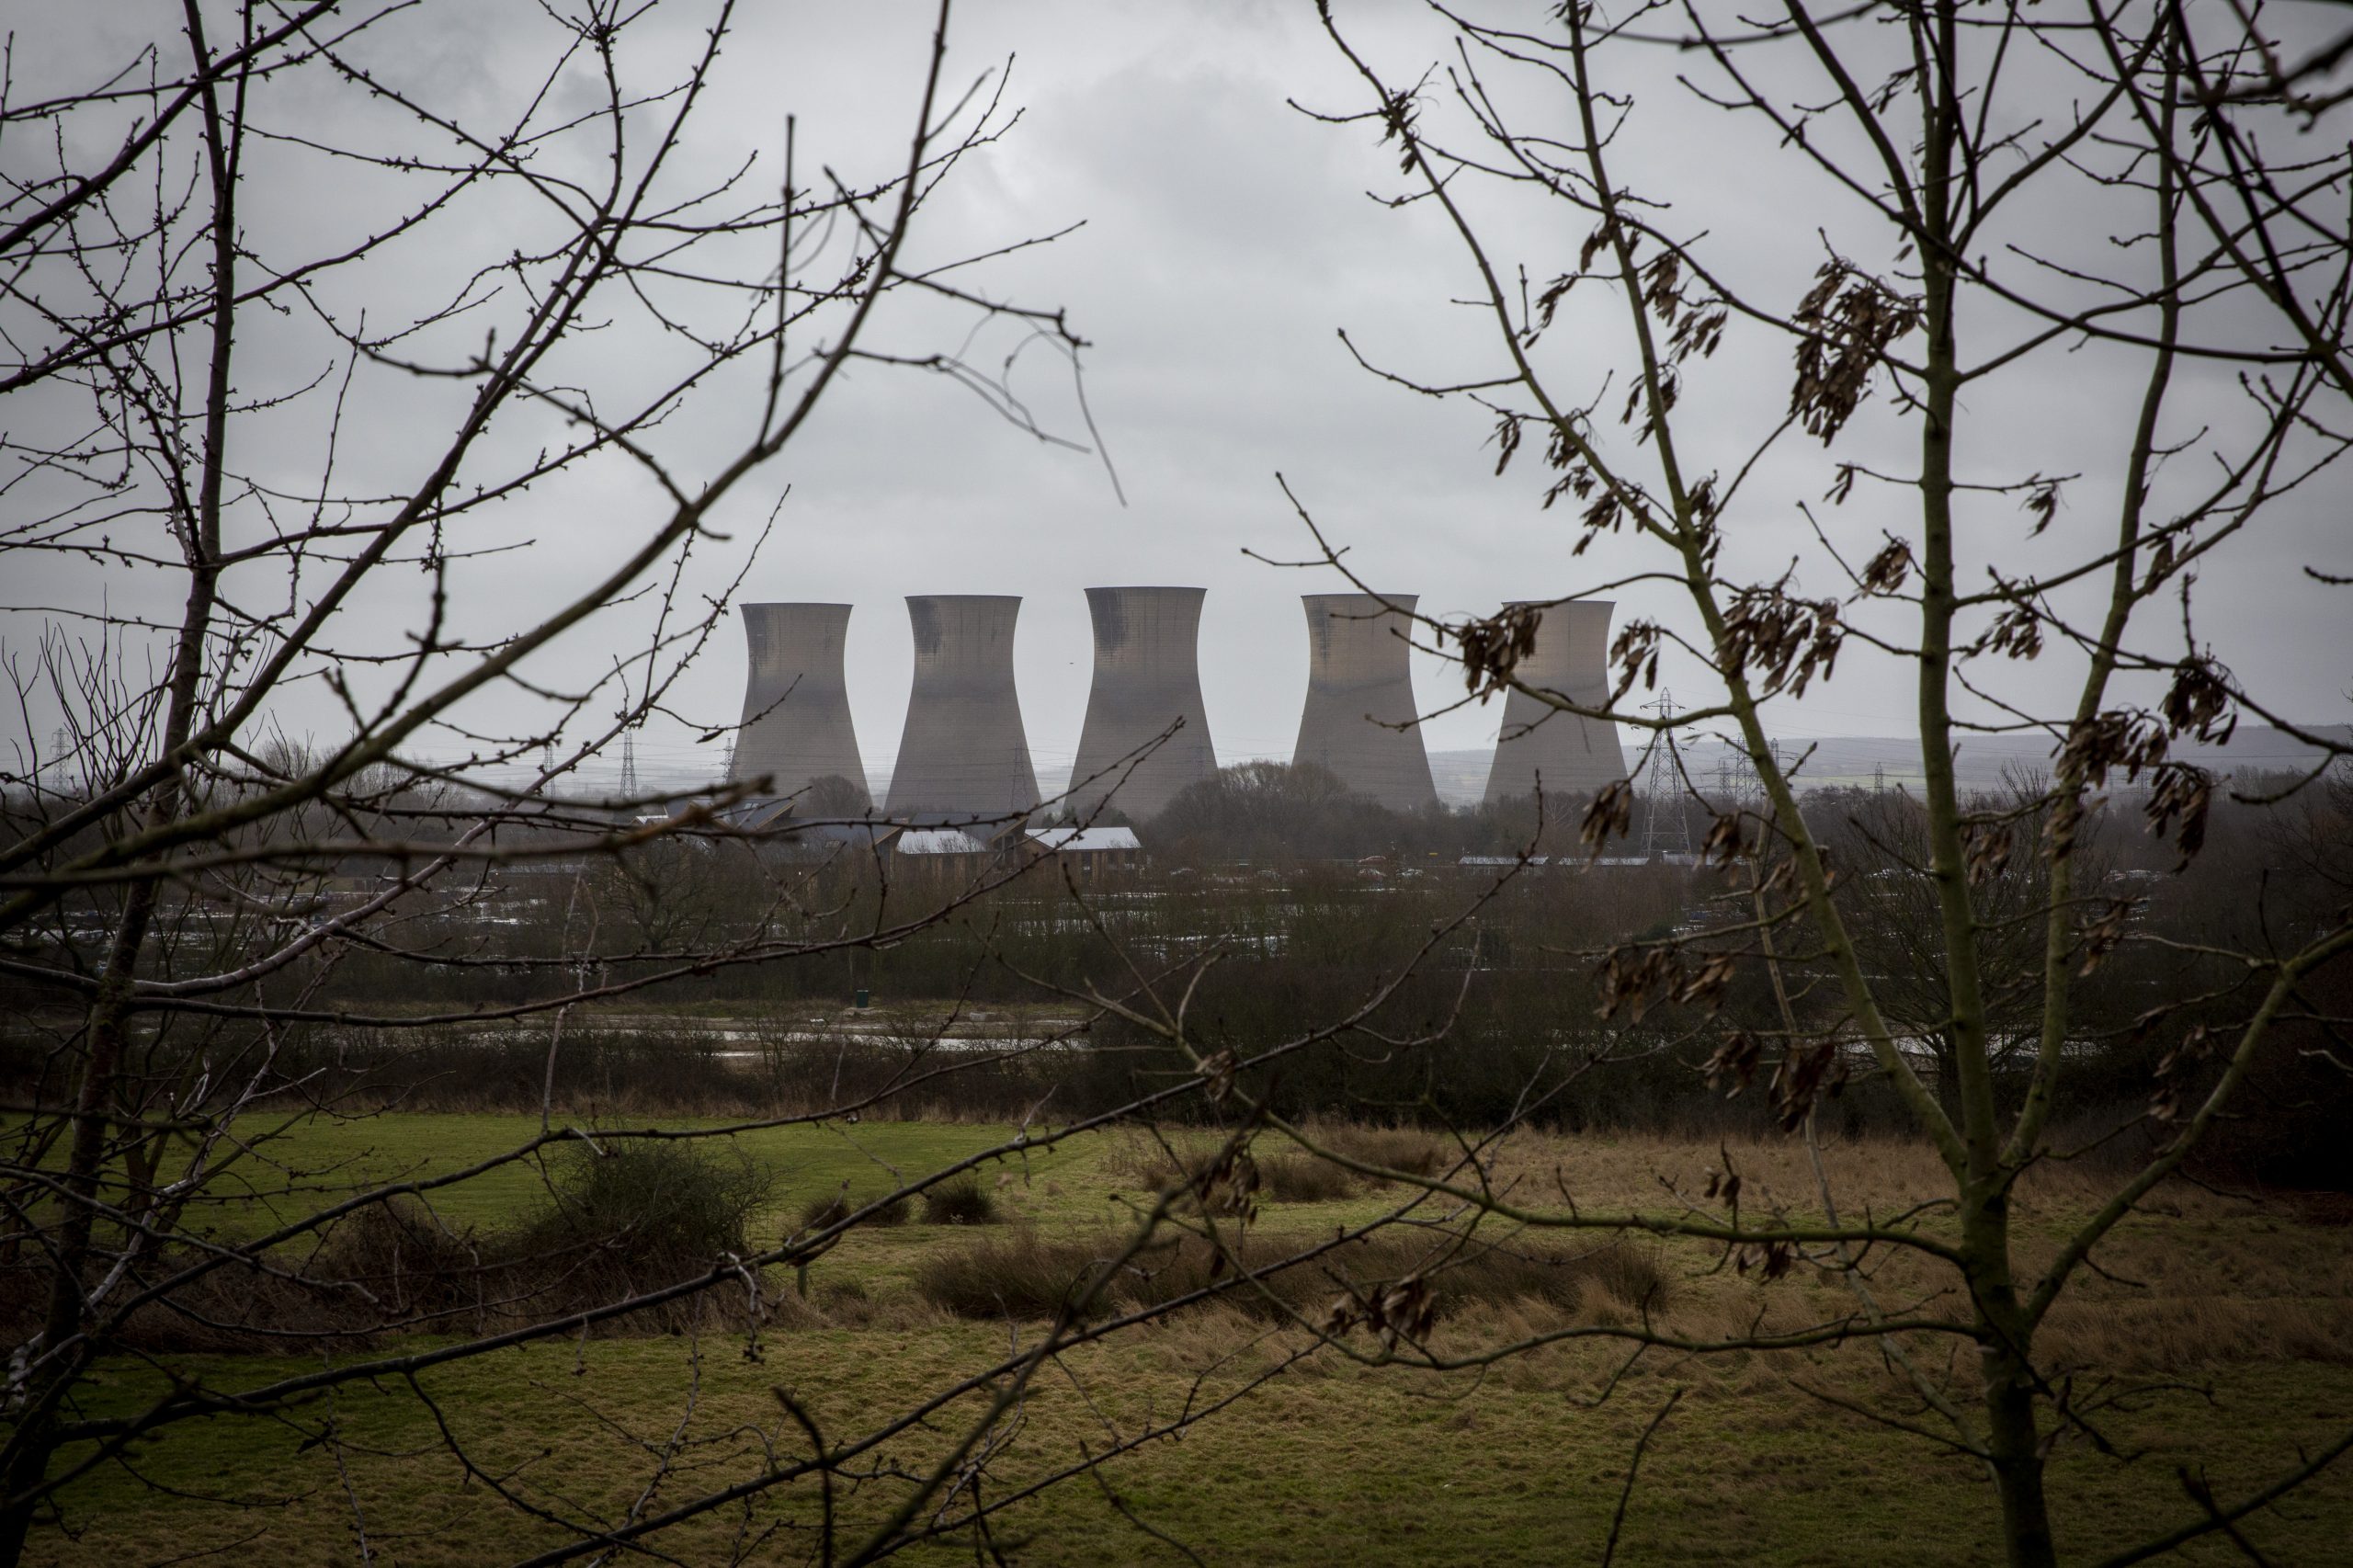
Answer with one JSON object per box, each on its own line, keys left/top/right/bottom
{"left": 31, "top": 1113, "right": 2353, "bottom": 1565}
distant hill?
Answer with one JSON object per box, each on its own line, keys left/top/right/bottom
{"left": 1426, "top": 723, "right": 2343, "bottom": 809}
{"left": 870, "top": 724, "right": 2349, "bottom": 815}
{"left": 1664, "top": 724, "right": 2348, "bottom": 796}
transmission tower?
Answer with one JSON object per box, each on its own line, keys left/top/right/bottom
{"left": 619, "top": 727, "right": 640, "bottom": 798}
{"left": 1640, "top": 687, "right": 1692, "bottom": 858}
{"left": 1714, "top": 746, "right": 1772, "bottom": 812}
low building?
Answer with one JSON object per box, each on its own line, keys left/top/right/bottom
{"left": 890, "top": 826, "right": 999, "bottom": 881}
{"left": 708, "top": 796, "right": 900, "bottom": 863}
{"left": 1022, "top": 824, "right": 1144, "bottom": 879}
{"left": 776, "top": 820, "right": 901, "bottom": 861}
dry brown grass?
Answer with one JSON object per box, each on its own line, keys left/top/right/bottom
{"left": 1256, "top": 1150, "right": 1362, "bottom": 1202}
{"left": 1308, "top": 1121, "right": 1450, "bottom": 1178}
{"left": 2040, "top": 1295, "right": 2353, "bottom": 1373}
{"left": 1097, "top": 1125, "right": 1449, "bottom": 1206}
{"left": 1445, "top": 1125, "right": 2253, "bottom": 1229}
{"left": 1098, "top": 1131, "right": 1366, "bottom": 1205}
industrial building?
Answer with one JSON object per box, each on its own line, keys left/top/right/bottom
{"left": 730, "top": 602, "right": 870, "bottom": 808}
{"left": 1024, "top": 824, "right": 1146, "bottom": 878}
{"left": 1067, "top": 586, "right": 1218, "bottom": 820}
{"left": 1481, "top": 598, "right": 1630, "bottom": 804}
{"left": 1290, "top": 593, "right": 1439, "bottom": 812}
{"left": 883, "top": 595, "right": 1041, "bottom": 823}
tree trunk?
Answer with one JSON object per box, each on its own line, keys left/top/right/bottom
{"left": 1984, "top": 1349, "right": 2058, "bottom": 1568}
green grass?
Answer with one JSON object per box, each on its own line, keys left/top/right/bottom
{"left": 40, "top": 1329, "right": 2353, "bottom": 1565}
{"left": 27, "top": 1112, "right": 2353, "bottom": 1563}
{"left": 186, "top": 1111, "right": 1110, "bottom": 1237}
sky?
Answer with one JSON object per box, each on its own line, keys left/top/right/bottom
{"left": 6, "top": 0, "right": 2348, "bottom": 797}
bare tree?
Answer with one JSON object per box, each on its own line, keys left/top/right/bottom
{"left": 1219, "top": 2, "right": 2353, "bottom": 1563}
{"left": 6, "top": 3, "right": 2350, "bottom": 1563}
{"left": 0, "top": 1, "right": 1112, "bottom": 1557}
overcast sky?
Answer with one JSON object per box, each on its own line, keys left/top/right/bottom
{"left": 7, "top": 1, "right": 2348, "bottom": 794}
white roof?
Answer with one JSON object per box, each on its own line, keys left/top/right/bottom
{"left": 1026, "top": 825, "right": 1143, "bottom": 854}
{"left": 896, "top": 828, "right": 992, "bottom": 856}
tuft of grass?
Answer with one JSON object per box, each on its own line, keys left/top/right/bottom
{"left": 912, "top": 1226, "right": 1667, "bottom": 1325}
{"left": 921, "top": 1174, "right": 1000, "bottom": 1226}
{"left": 795, "top": 1188, "right": 910, "bottom": 1233}
{"left": 1319, "top": 1124, "right": 1449, "bottom": 1180}
{"left": 912, "top": 1230, "right": 1108, "bottom": 1319}
{"left": 1256, "top": 1151, "right": 1361, "bottom": 1204}
{"left": 1098, "top": 1131, "right": 1202, "bottom": 1193}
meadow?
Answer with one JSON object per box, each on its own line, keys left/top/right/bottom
{"left": 33, "top": 1113, "right": 2353, "bottom": 1565}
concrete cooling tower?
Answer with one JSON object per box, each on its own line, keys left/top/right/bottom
{"left": 1482, "top": 598, "right": 1630, "bottom": 804}
{"left": 1291, "top": 593, "right": 1439, "bottom": 812}
{"left": 1067, "top": 586, "right": 1218, "bottom": 821}
{"left": 884, "top": 595, "right": 1040, "bottom": 822}
{"left": 731, "top": 602, "right": 869, "bottom": 808}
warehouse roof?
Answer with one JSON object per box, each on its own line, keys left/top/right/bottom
{"left": 896, "top": 828, "right": 994, "bottom": 856}
{"left": 1026, "top": 825, "right": 1143, "bottom": 854}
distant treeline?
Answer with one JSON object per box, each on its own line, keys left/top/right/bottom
{"left": 6, "top": 765, "right": 2346, "bottom": 1187}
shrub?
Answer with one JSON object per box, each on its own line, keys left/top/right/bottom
{"left": 513, "top": 1139, "right": 776, "bottom": 1290}
{"left": 309, "top": 1198, "right": 497, "bottom": 1320}
{"left": 921, "top": 1174, "right": 1000, "bottom": 1225}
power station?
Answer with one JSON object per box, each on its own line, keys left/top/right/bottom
{"left": 724, "top": 587, "right": 1631, "bottom": 824}
{"left": 883, "top": 595, "right": 1040, "bottom": 823}
{"left": 730, "top": 602, "right": 870, "bottom": 808}
{"left": 1067, "top": 586, "right": 1218, "bottom": 820}
{"left": 1290, "top": 593, "right": 1439, "bottom": 812}
{"left": 1481, "top": 598, "right": 1630, "bottom": 804}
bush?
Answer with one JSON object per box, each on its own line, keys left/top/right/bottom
{"left": 513, "top": 1140, "right": 776, "bottom": 1290}
{"left": 309, "top": 1198, "right": 497, "bottom": 1321}
{"left": 921, "top": 1174, "right": 1000, "bottom": 1225}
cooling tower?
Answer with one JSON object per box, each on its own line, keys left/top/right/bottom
{"left": 1291, "top": 593, "right": 1439, "bottom": 812}
{"left": 883, "top": 595, "right": 1040, "bottom": 822}
{"left": 731, "top": 602, "right": 870, "bottom": 808}
{"left": 1481, "top": 598, "right": 1631, "bottom": 804}
{"left": 1067, "top": 586, "right": 1219, "bottom": 820}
